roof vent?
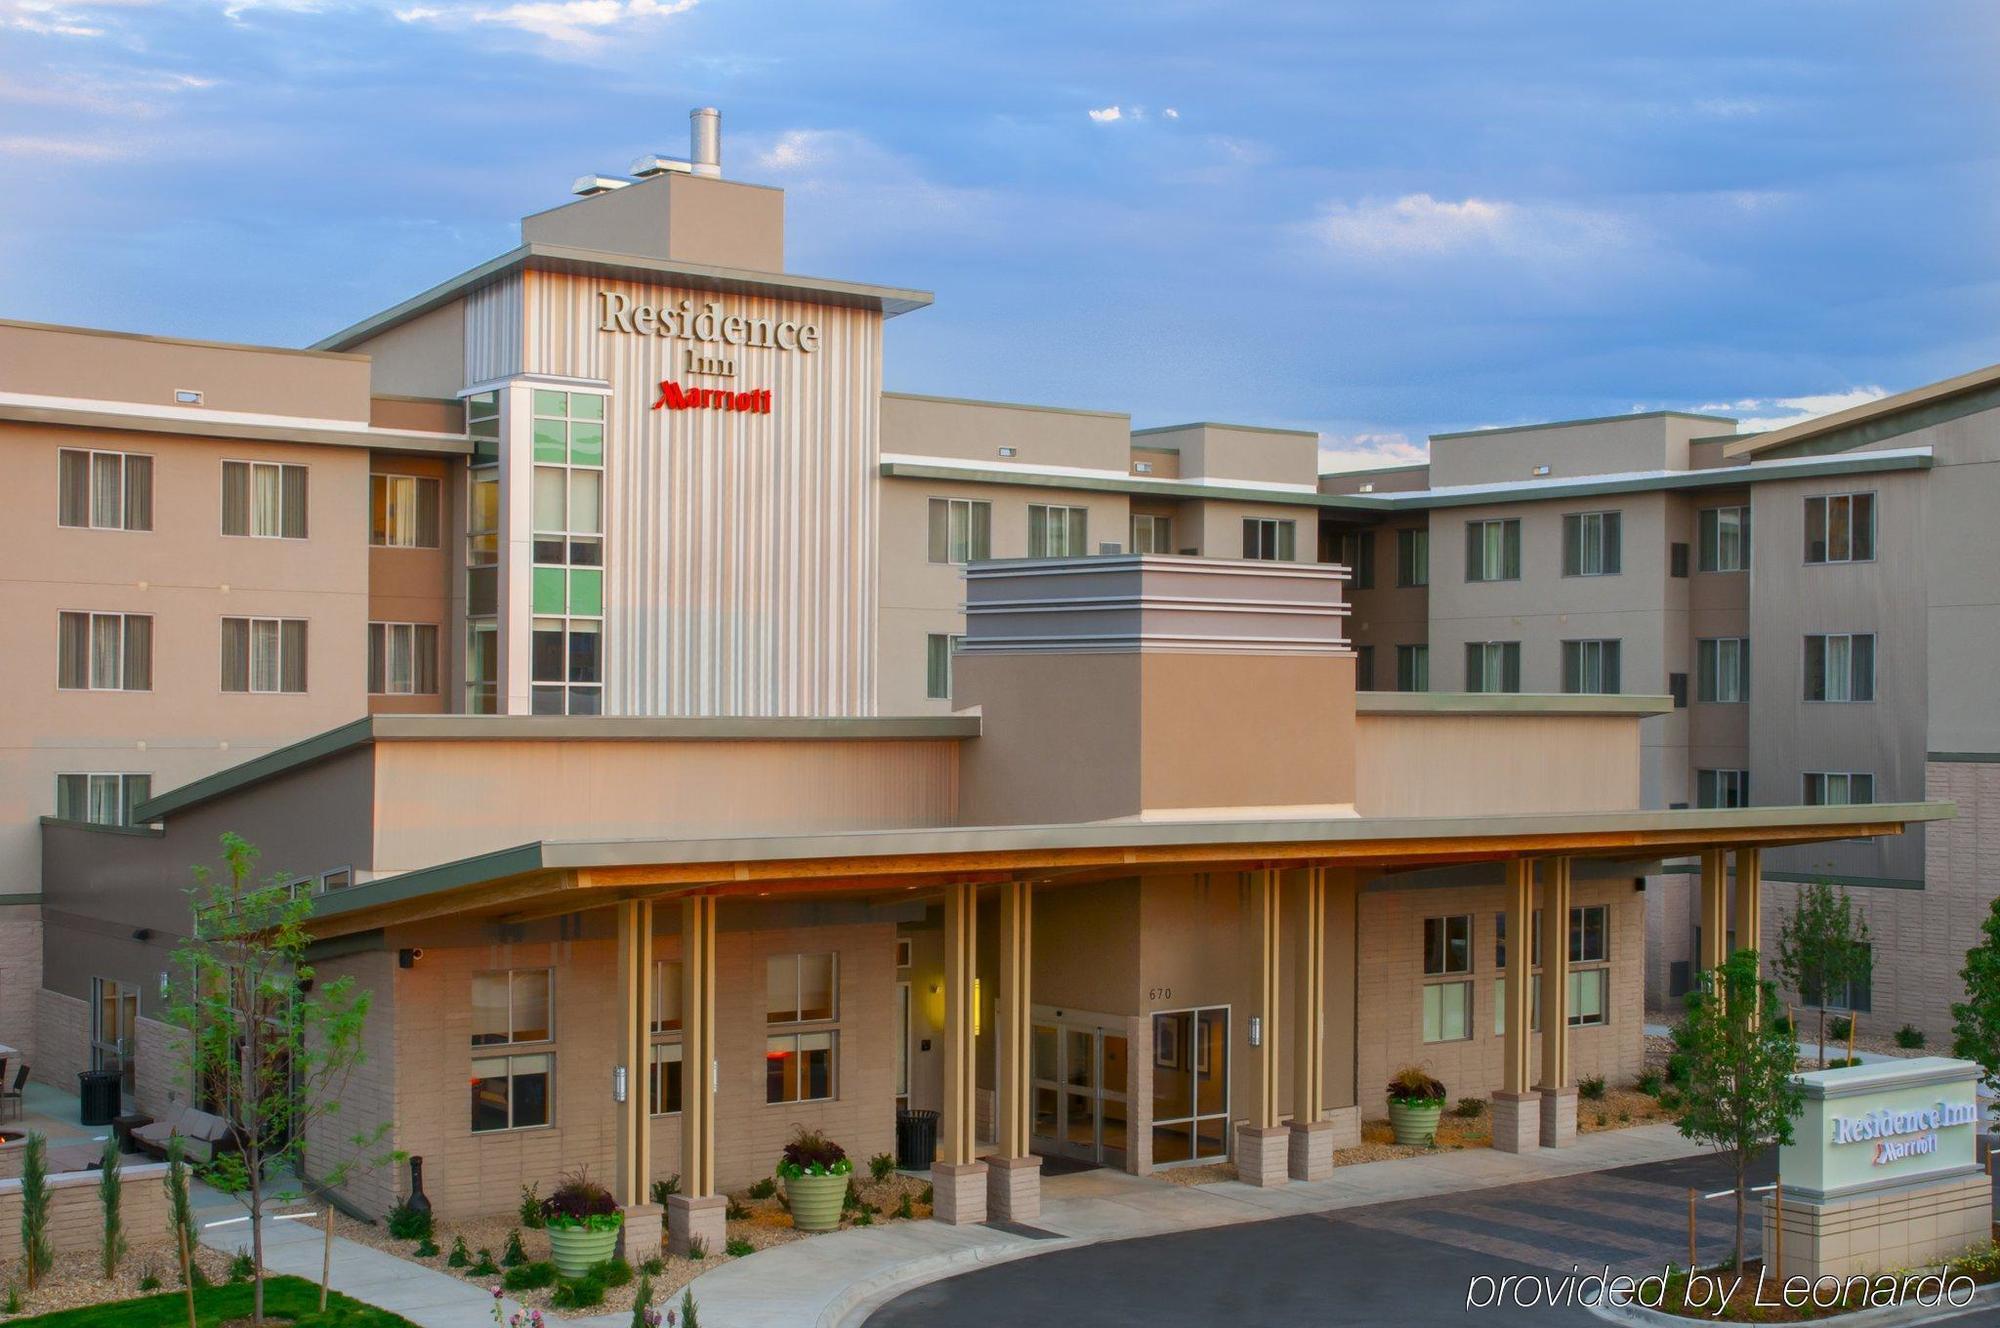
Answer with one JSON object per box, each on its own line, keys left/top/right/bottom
{"left": 690, "top": 106, "right": 721, "bottom": 178}
{"left": 630, "top": 154, "right": 694, "bottom": 178}
{"left": 572, "top": 174, "right": 630, "bottom": 197}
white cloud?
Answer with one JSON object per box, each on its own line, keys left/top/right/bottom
{"left": 0, "top": 133, "right": 131, "bottom": 158}
{"left": 745, "top": 128, "right": 1001, "bottom": 246}
{"left": 1695, "top": 387, "right": 1889, "bottom": 434}
{"left": 396, "top": 0, "right": 693, "bottom": 46}
{"left": 1302, "top": 192, "right": 1642, "bottom": 283}
{"left": 1695, "top": 96, "right": 1764, "bottom": 119}
{"left": 1317, "top": 431, "right": 1429, "bottom": 474}
{"left": 0, "top": 0, "right": 156, "bottom": 36}
{"left": 0, "top": 69, "right": 216, "bottom": 116}
{"left": 1162, "top": 107, "right": 1179, "bottom": 120}
{"left": 1087, "top": 105, "right": 1122, "bottom": 123}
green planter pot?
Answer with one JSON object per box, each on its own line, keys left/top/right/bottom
{"left": 547, "top": 1223, "right": 620, "bottom": 1278}
{"left": 1388, "top": 1100, "right": 1443, "bottom": 1147}
{"left": 785, "top": 1172, "right": 848, "bottom": 1232}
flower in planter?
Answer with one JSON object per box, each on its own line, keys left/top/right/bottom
{"left": 773, "top": 1127, "right": 854, "bottom": 1180}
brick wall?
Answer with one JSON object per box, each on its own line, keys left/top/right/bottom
{"left": 0, "top": 1161, "right": 170, "bottom": 1260}
{"left": 1644, "top": 871, "right": 1696, "bottom": 1011}
{"left": 1354, "top": 877, "right": 1645, "bottom": 1115}
{"left": 132, "top": 1016, "right": 184, "bottom": 1120}
{"left": 0, "top": 909, "right": 41, "bottom": 1070}
{"left": 32, "top": 988, "right": 87, "bottom": 1090}
{"left": 303, "top": 949, "right": 401, "bottom": 1219}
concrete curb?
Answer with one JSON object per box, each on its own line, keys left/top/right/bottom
{"left": 818, "top": 1231, "right": 1088, "bottom": 1328}
{"left": 1587, "top": 1274, "right": 2000, "bottom": 1328}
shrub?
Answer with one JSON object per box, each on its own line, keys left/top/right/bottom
{"left": 1578, "top": 1075, "right": 1607, "bottom": 1101}
{"left": 590, "top": 1257, "right": 633, "bottom": 1288}
{"left": 1830, "top": 1015, "right": 1854, "bottom": 1041}
{"left": 138, "top": 1269, "right": 162, "bottom": 1292}
{"left": 1617, "top": 1111, "right": 1631, "bottom": 1123}
{"left": 229, "top": 1249, "right": 255, "bottom": 1283}
{"left": 841, "top": 1178, "right": 864, "bottom": 1212}
{"left": 448, "top": 1235, "right": 471, "bottom": 1268}
{"left": 502, "top": 1261, "right": 557, "bottom": 1292}
{"left": 469, "top": 1248, "right": 499, "bottom": 1277}
{"left": 166, "top": 1136, "right": 197, "bottom": 1288}
{"left": 99, "top": 1134, "right": 128, "bottom": 1278}
{"left": 518, "top": 1183, "right": 545, "bottom": 1230}
{"left": 18, "top": 1132, "right": 52, "bottom": 1290}
{"left": 681, "top": 1287, "right": 701, "bottom": 1328}
{"left": 639, "top": 1256, "right": 663, "bottom": 1276}
{"left": 502, "top": 1229, "right": 528, "bottom": 1267}
{"left": 650, "top": 1175, "right": 681, "bottom": 1206}
{"left": 1453, "top": 1096, "right": 1485, "bottom": 1118}
{"left": 776, "top": 1127, "right": 852, "bottom": 1180}
{"left": 1664, "top": 1051, "right": 1691, "bottom": 1086}
{"left": 868, "top": 1153, "right": 896, "bottom": 1182}
{"left": 551, "top": 1275, "right": 606, "bottom": 1309}
{"left": 1593, "top": 1113, "right": 1608, "bottom": 1128}
{"left": 895, "top": 1193, "right": 913, "bottom": 1221}
{"left": 726, "top": 1238, "right": 754, "bottom": 1258}
{"left": 4, "top": 1287, "right": 18, "bottom": 1314}
{"left": 919, "top": 1185, "right": 933, "bottom": 1206}
{"left": 413, "top": 1237, "right": 440, "bottom": 1259}
{"left": 387, "top": 1201, "right": 434, "bottom": 1242}
{"left": 687, "top": 1236, "right": 708, "bottom": 1261}
{"left": 725, "top": 1197, "right": 749, "bottom": 1221}
{"left": 542, "top": 1167, "right": 621, "bottom": 1233}
{"left": 630, "top": 1272, "right": 654, "bottom": 1328}
{"left": 1635, "top": 1071, "right": 1663, "bottom": 1096}
{"left": 1385, "top": 1066, "right": 1447, "bottom": 1106}
{"left": 1825, "top": 1057, "right": 1862, "bottom": 1069}
{"left": 746, "top": 1177, "right": 776, "bottom": 1200}
{"left": 1657, "top": 1087, "right": 1683, "bottom": 1111}
{"left": 1771, "top": 1013, "right": 1796, "bottom": 1038}
{"left": 1897, "top": 1024, "right": 1927, "bottom": 1049}
{"left": 852, "top": 1211, "right": 873, "bottom": 1226}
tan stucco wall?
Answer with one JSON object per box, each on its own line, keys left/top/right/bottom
{"left": 367, "top": 452, "right": 456, "bottom": 717}
{"left": 1130, "top": 424, "right": 1319, "bottom": 488}
{"left": 880, "top": 393, "right": 1132, "bottom": 471}
{"left": 1354, "top": 712, "right": 1641, "bottom": 817}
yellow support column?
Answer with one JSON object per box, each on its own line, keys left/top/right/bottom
{"left": 1699, "top": 848, "right": 1729, "bottom": 973}
{"left": 1492, "top": 858, "right": 1539, "bottom": 1152}
{"left": 986, "top": 879, "right": 1040, "bottom": 1221}
{"left": 613, "top": 900, "right": 655, "bottom": 1208}
{"left": 667, "top": 895, "right": 722, "bottom": 1256}
{"left": 1237, "top": 868, "right": 1290, "bottom": 1186}
{"left": 934, "top": 882, "right": 988, "bottom": 1224}
{"left": 1288, "top": 867, "right": 1333, "bottom": 1181}
{"left": 1737, "top": 847, "right": 1763, "bottom": 977}
{"left": 1538, "top": 858, "right": 1576, "bottom": 1147}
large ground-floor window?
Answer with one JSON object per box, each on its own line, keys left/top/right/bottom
{"left": 1149, "top": 1007, "right": 1228, "bottom": 1167}
{"left": 471, "top": 1052, "right": 552, "bottom": 1132}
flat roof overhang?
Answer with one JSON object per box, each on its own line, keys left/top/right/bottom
{"left": 302, "top": 801, "right": 1952, "bottom": 940}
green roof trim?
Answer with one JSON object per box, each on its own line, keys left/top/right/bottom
{"left": 1735, "top": 381, "right": 2000, "bottom": 461}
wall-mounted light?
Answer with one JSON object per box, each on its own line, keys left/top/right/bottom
{"left": 398, "top": 947, "right": 424, "bottom": 969}
{"left": 997, "top": 446, "right": 1017, "bottom": 458}
{"left": 174, "top": 389, "right": 204, "bottom": 406}
{"left": 1248, "top": 1015, "right": 1263, "bottom": 1047}
{"left": 132, "top": 928, "right": 152, "bottom": 942}
{"left": 158, "top": 971, "right": 171, "bottom": 998}
{"left": 612, "top": 1065, "right": 628, "bottom": 1103}
{"left": 1532, "top": 464, "right": 1551, "bottom": 476}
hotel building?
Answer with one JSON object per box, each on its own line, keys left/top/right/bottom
{"left": 0, "top": 110, "right": 1961, "bottom": 1246}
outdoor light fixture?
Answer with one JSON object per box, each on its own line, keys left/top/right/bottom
{"left": 398, "top": 947, "right": 424, "bottom": 969}
{"left": 613, "top": 1065, "right": 628, "bottom": 1103}
{"left": 158, "top": 971, "right": 170, "bottom": 997}
{"left": 1248, "top": 1016, "right": 1263, "bottom": 1047}
{"left": 1533, "top": 464, "right": 1551, "bottom": 475}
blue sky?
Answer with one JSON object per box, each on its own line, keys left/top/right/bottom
{"left": 3, "top": 0, "right": 1996, "bottom": 469}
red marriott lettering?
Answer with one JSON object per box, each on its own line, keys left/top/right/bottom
{"left": 650, "top": 382, "right": 772, "bottom": 414}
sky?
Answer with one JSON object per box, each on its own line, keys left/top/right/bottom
{"left": 3, "top": 1, "right": 1998, "bottom": 471}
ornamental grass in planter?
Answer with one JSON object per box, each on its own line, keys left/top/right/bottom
{"left": 1385, "top": 1066, "right": 1447, "bottom": 1146}
{"left": 775, "top": 1127, "right": 852, "bottom": 1232}
{"left": 540, "top": 1168, "right": 623, "bottom": 1277}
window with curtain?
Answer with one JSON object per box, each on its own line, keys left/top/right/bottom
{"left": 1804, "top": 771, "right": 1875, "bottom": 806}
{"left": 1396, "top": 527, "right": 1429, "bottom": 587}
{"left": 1698, "top": 506, "right": 1750, "bottom": 572}
{"left": 1696, "top": 769, "right": 1750, "bottom": 809}
{"left": 1395, "top": 643, "right": 1429, "bottom": 692}
{"left": 1422, "top": 981, "right": 1473, "bottom": 1043}
{"left": 1465, "top": 640, "right": 1521, "bottom": 693}
{"left": 1804, "top": 633, "right": 1875, "bottom": 702}
{"left": 1561, "top": 511, "right": 1622, "bottom": 576}
{"left": 1804, "top": 492, "right": 1875, "bottom": 564}
{"left": 55, "top": 773, "right": 151, "bottom": 826}
{"left": 59, "top": 449, "right": 152, "bottom": 531}
{"left": 367, "top": 622, "right": 440, "bottom": 694}
{"left": 1561, "top": 639, "right": 1621, "bottom": 694}
{"left": 57, "top": 611, "right": 150, "bottom": 690}
{"left": 1464, "top": 519, "right": 1521, "bottom": 582}
{"left": 1332, "top": 530, "right": 1376, "bottom": 589}
{"left": 1242, "top": 517, "right": 1296, "bottom": 561}
{"left": 1697, "top": 638, "right": 1749, "bottom": 703}
{"left": 370, "top": 474, "right": 441, "bottom": 547}
{"left": 1130, "top": 512, "right": 1172, "bottom": 554}
{"left": 927, "top": 498, "right": 992, "bottom": 564}
{"left": 221, "top": 461, "right": 308, "bottom": 538}
{"left": 1028, "top": 504, "right": 1089, "bottom": 557}
{"left": 222, "top": 616, "right": 307, "bottom": 693}
{"left": 925, "top": 633, "right": 961, "bottom": 700}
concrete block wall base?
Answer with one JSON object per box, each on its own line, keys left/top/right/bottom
{"left": 1489, "top": 1090, "right": 1541, "bottom": 1153}
{"left": 1539, "top": 1087, "right": 1578, "bottom": 1148}
{"left": 1323, "top": 1105, "right": 1362, "bottom": 1150}
{"left": 1763, "top": 1171, "right": 1992, "bottom": 1280}
{"left": 1287, "top": 1120, "right": 1335, "bottom": 1182}
{"left": 983, "top": 1154, "right": 1042, "bottom": 1223}
{"left": 1235, "top": 1124, "right": 1290, "bottom": 1188}
{"left": 666, "top": 1194, "right": 726, "bottom": 1257}
{"left": 618, "top": 1202, "right": 663, "bottom": 1262}
{"left": 931, "top": 1160, "right": 989, "bottom": 1225}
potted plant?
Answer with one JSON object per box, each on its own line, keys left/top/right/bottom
{"left": 540, "top": 1168, "right": 622, "bottom": 1277}
{"left": 775, "top": 1127, "right": 852, "bottom": 1232}
{"left": 1385, "top": 1066, "right": 1447, "bottom": 1146}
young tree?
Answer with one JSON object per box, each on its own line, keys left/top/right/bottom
{"left": 18, "top": 1131, "right": 52, "bottom": 1290}
{"left": 1952, "top": 894, "right": 2000, "bottom": 1099}
{"left": 165, "top": 1135, "right": 199, "bottom": 1288}
{"left": 1672, "top": 949, "right": 1805, "bottom": 1271}
{"left": 1776, "top": 880, "right": 1872, "bottom": 1068}
{"left": 99, "top": 1134, "right": 128, "bottom": 1278}
{"left": 170, "top": 832, "right": 386, "bottom": 1326}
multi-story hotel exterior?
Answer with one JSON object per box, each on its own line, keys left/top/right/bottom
{"left": 0, "top": 109, "right": 1965, "bottom": 1247}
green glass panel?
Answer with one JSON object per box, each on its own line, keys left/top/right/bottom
{"left": 533, "top": 566, "right": 567, "bottom": 615}
{"left": 532, "top": 389, "right": 568, "bottom": 418}
{"left": 533, "top": 419, "right": 567, "bottom": 463}
{"left": 569, "top": 569, "right": 603, "bottom": 616}
{"left": 570, "top": 422, "right": 604, "bottom": 467}
{"left": 571, "top": 394, "right": 604, "bottom": 421}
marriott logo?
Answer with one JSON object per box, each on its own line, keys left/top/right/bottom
{"left": 650, "top": 382, "right": 772, "bottom": 415}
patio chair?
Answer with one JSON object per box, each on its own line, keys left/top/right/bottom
{"left": 1, "top": 1064, "right": 25, "bottom": 1122}
{"left": 132, "top": 1100, "right": 190, "bottom": 1157}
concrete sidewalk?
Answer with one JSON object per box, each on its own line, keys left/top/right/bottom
{"left": 615, "top": 1121, "right": 1710, "bottom": 1328}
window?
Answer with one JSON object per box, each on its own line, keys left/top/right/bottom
{"left": 928, "top": 498, "right": 992, "bottom": 564}
{"left": 1561, "top": 639, "right": 1621, "bottom": 695}
{"left": 221, "top": 461, "right": 308, "bottom": 539}
{"left": 92, "top": 977, "right": 138, "bottom": 1107}
{"left": 221, "top": 617, "right": 307, "bottom": 693}
{"left": 1698, "top": 506, "right": 1750, "bottom": 572}
{"left": 1670, "top": 542, "right": 1690, "bottom": 578}
{"left": 471, "top": 969, "right": 552, "bottom": 1046}
{"left": 319, "top": 867, "right": 353, "bottom": 893}
{"left": 1826, "top": 943, "right": 1873, "bottom": 1013}
{"left": 1028, "top": 505, "right": 1090, "bottom": 558}
{"left": 1567, "top": 969, "right": 1609, "bottom": 1027}
{"left": 531, "top": 391, "right": 607, "bottom": 717}
{"left": 1131, "top": 513, "right": 1172, "bottom": 554}
{"left": 370, "top": 474, "right": 441, "bottom": 548}
{"left": 1561, "top": 511, "right": 1622, "bottom": 577}
{"left": 766, "top": 1031, "right": 837, "bottom": 1104}
{"left": 1570, "top": 905, "right": 1608, "bottom": 964}
{"left": 1332, "top": 530, "right": 1375, "bottom": 589}
{"left": 1493, "top": 909, "right": 1542, "bottom": 969}
{"left": 57, "top": 612, "right": 151, "bottom": 691}
{"left": 1396, "top": 527, "right": 1429, "bottom": 587}
{"left": 767, "top": 953, "right": 837, "bottom": 1024}
{"left": 1697, "top": 638, "right": 1749, "bottom": 703}
{"left": 652, "top": 960, "right": 684, "bottom": 1033}
{"left": 1696, "top": 769, "right": 1750, "bottom": 809}
{"left": 466, "top": 621, "right": 498, "bottom": 716}
{"left": 55, "top": 773, "right": 151, "bottom": 826}
{"left": 1242, "top": 518, "right": 1296, "bottom": 561}
{"left": 1423, "top": 914, "right": 1472, "bottom": 976}
{"left": 1804, "top": 633, "right": 1875, "bottom": 702}
{"left": 1395, "top": 644, "right": 1429, "bottom": 693}
{"left": 1804, "top": 493, "right": 1875, "bottom": 564}
{"left": 1493, "top": 977, "right": 1546, "bottom": 1035}
{"left": 1804, "top": 772, "right": 1875, "bottom": 806}
{"left": 470, "top": 1053, "right": 552, "bottom": 1132}
{"left": 649, "top": 1042, "right": 683, "bottom": 1115}
{"left": 1422, "top": 981, "right": 1473, "bottom": 1043}
{"left": 368, "top": 622, "right": 440, "bottom": 695}
{"left": 1465, "top": 641, "right": 1520, "bottom": 693}
{"left": 465, "top": 393, "right": 501, "bottom": 715}
{"left": 1464, "top": 519, "right": 1520, "bottom": 582}
{"left": 925, "top": 633, "right": 961, "bottom": 701}
{"left": 59, "top": 449, "right": 152, "bottom": 531}
{"left": 1354, "top": 645, "right": 1375, "bottom": 691}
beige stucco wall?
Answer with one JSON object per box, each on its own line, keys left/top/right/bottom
{"left": 1129, "top": 424, "right": 1318, "bottom": 488}
{"left": 1354, "top": 712, "right": 1641, "bottom": 817}
{"left": 367, "top": 452, "right": 457, "bottom": 717}
{"left": 1177, "top": 497, "right": 1320, "bottom": 562}
{"left": 1427, "top": 414, "right": 1726, "bottom": 489}
{"left": 880, "top": 393, "right": 1132, "bottom": 472}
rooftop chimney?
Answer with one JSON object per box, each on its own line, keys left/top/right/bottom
{"left": 690, "top": 107, "right": 721, "bottom": 178}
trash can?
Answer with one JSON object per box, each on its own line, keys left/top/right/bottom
{"left": 77, "top": 1069, "right": 121, "bottom": 1127}
{"left": 895, "top": 1108, "right": 939, "bottom": 1170}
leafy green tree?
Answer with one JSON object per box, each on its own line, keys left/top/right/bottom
{"left": 18, "top": 1131, "right": 53, "bottom": 1290}
{"left": 1952, "top": 894, "right": 2000, "bottom": 1100}
{"left": 99, "top": 1134, "right": 128, "bottom": 1278}
{"left": 170, "top": 833, "right": 388, "bottom": 1325}
{"left": 1776, "top": 880, "right": 1872, "bottom": 1068}
{"left": 1672, "top": 950, "right": 1804, "bottom": 1271}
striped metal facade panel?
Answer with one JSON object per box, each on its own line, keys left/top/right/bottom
{"left": 521, "top": 269, "right": 881, "bottom": 716}
{"left": 465, "top": 273, "right": 524, "bottom": 384}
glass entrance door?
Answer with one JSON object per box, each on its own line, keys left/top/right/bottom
{"left": 1030, "top": 1020, "right": 1129, "bottom": 1167}
{"left": 1149, "top": 1007, "right": 1230, "bottom": 1168}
